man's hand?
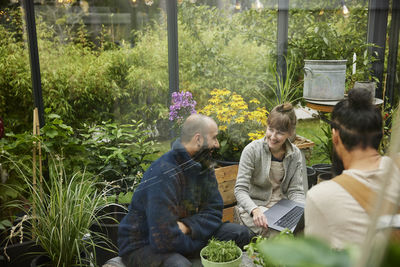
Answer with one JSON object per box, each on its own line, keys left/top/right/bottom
{"left": 251, "top": 207, "right": 268, "bottom": 229}
{"left": 177, "top": 221, "right": 191, "bottom": 235}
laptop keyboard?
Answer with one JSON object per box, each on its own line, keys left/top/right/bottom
{"left": 275, "top": 206, "right": 304, "bottom": 229}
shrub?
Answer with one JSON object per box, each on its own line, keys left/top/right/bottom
{"left": 79, "top": 120, "right": 159, "bottom": 196}
{"left": 0, "top": 9, "right": 33, "bottom": 133}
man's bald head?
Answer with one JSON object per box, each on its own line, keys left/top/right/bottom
{"left": 181, "top": 114, "right": 216, "bottom": 144}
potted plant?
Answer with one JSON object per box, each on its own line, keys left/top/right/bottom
{"left": 2, "top": 153, "right": 115, "bottom": 267}
{"left": 0, "top": 111, "right": 95, "bottom": 266}
{"left": 200, "top": 238, "right": 242, "bottom": 267}
{"left": 90, "top": 203, "right": 128, "bottom": 266}
{"left": 0, "top": 215, "right": 43, "bottom": 267}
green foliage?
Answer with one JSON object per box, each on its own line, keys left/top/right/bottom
{"left": 246, "top": 232, "right": 356, "bottom": 267}
{"left": 39, "top": 34, "right": 119, "bottom": 129}
{"left": 0, "top": 218, "right": 11, "bottom": 231}
{"left": 245, "top": 230, "right": 294, "bottom": 266}
{"left": 2, "top": 156, "right": 115, "bottom": 266}
{"left": 256, "top": 236, "right": 354, "bottom": 267}
{"left": 315, "top": 121, "right": 333, "bottom": 163}
{"left": 123, "top": 27, "right": 169, "bottom": 126}
{"left": 255, "top": 56, "right": 303, "bottom": 110}
{"left": 296, "top": 119, "right": 331, "bottom": 166}
{"left": 201, "top": 237, "right": 241, "bottom": 263}
{"left": 0, "top": 9, "right": 33, "bottom": 133}
{"left": 381, "top": 240, "right": 400, "bottom": 267}
{"left": 0, "top": 109, "right": 86, "bottom": 176}
{"left": 289, "top": 2, "right": 376, "bottom": 90}
{"left": 0, "top": 110, "right": 86, "bottom": 224}
{"left": 1, "top": 1, "right": 384, "bottom": 137}
{"left": 380, "top": 101, "right": 398, "bottom": 155}
{"left": 178, "top": 1, "right": 274, "bottom": 105}
{"left": 0, "top": 112, "right": 159, "bottom": 223}
{"left": 79, "top": 120, "right": 159, "bottom": 196}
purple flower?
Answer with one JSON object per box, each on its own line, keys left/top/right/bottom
{"left": 169, "top": 91, "right": 197, "bottom": 123}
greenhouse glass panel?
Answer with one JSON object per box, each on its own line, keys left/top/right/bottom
{"left": 27, "top": 0, "right": 169, "bottom": 133}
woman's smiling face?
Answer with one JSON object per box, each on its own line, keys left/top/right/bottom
{"left": 265, "top": 127, "right": 291, "bottom": 151}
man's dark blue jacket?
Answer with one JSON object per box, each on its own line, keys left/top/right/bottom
{"left": 118, "top": 140, "right": 223, "bottom": 257}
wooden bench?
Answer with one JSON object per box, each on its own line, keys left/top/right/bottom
{"left": 215, "top": 164, "right": 239, "bottom": 222}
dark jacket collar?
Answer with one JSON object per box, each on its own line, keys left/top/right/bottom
{"left": 171, "top": 139, "right": 202, "bottom": 171}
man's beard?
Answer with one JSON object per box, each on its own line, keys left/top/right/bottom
{"left": 331, "top": 146, "right": 345, "bottom": 176}
{"left": 192, "top": 140, "right": 216, "bottom": 169}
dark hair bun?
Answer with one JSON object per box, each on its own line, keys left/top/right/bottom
{"left": 276, "top": 103, "right": 293, "bottom": 113}
{"left": 348, "top": 87, "right": 373, "bottom": 110}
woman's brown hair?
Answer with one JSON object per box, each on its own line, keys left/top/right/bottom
{"left": 267, "top": 103, "right": 297, "bottom": 134}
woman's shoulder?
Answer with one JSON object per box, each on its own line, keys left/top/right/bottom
{"left": 285, "top": 140, "right": 302, "bottom": 158}
{"left": 243, "top": 138, "right": 265, "bottom": 153}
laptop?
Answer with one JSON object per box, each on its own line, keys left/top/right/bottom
{"left": 264, "top": 199, "right": 304, "bottom": 233}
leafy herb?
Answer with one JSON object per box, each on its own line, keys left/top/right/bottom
{"left": 202, "top": 238, "right": 241, "bottom": 263}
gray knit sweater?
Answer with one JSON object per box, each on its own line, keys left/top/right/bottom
{"left": 234, "top": 138, "right": 305, "bottom": 215}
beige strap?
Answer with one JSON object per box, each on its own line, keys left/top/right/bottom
{"left": 333, "top": 174, "right": 397, "bottom": 215}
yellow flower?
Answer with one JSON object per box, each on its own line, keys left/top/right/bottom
{"left": 198, "top": 88, "right": 269, "bottom": 159}
{"left": 248, "top": 130, "right": 265, "bottom": 141}
{"left": 209, "top": 97, "right": 222, "bottom": 104}
{"left": 235, "top": 116, "right": 245, "bottom": 124}
{"left": 250, "top": 98, "right": 260, "bottom": 104}
{"left": 220, "top": 88, "right": 231, "bottom": 96}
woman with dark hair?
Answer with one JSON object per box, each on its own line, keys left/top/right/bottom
{"left": 234, "top": 103, "right": 305, "bottom": 237}
{"left": 304, "top": 87, "right": 400, "bottom": 249}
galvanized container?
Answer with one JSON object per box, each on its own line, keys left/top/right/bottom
{"left": 303, "top": 60, "right": 347, "bottom": 101}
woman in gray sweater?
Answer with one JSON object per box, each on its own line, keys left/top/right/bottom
{"left": 234, "top": 103, "right": 305, "bottom": 236}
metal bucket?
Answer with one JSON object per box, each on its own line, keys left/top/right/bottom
{"left": 303, "top": 60, "right": 347, "bottom": 101}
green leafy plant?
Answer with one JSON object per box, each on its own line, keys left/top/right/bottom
{"left": 2, "top": 154, "right": 115, "bottom": 267}
{"left": 288, "top": 2, "right": 376, "bottom": 90}
{"left": 255, "top": 57, "right": 302, "bottom": 110}
{"left": 79, "top": 120, "right": 159, "bottom": 198}
{"left": 315, "top": 121, "right": 333, "bottom": 163}
{"left": 201, "top": 238, "right": 241, "bottom": 263}
{"left": 0, "top": 218, "right": 11, "bottom": 231}
{"left": 0, "top": 110, "right": 85, "bottom": 225}
{"left": 380, "top": 100, "right": 398, "bottom": 155}
{"left": 245, "top": 231, "right": 356, "bottom": 267}
{"left": 245, "top": 229, "right": 294, "bottom": 266}
{"left": 257, "top": 236, "right": 355, "bottom": 267}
